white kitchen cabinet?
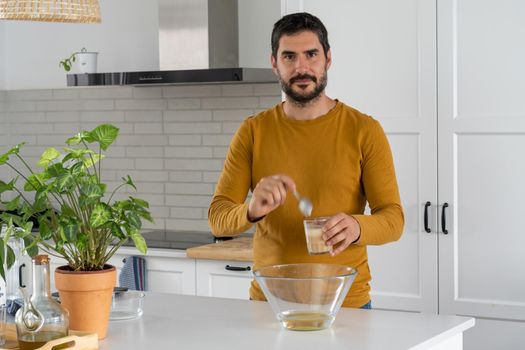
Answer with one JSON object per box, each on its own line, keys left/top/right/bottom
{"left": 195, "top": 259, "right": 253, "bottom": 300}
{"left": 49, "top": 248, "right": 196, "bottom": 296}
{"left": 285, "top": 1, "right": 525, "bottom": 348}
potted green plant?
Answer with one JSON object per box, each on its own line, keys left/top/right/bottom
{"left": 59, "top": 47, "right": 98, "bottom": 73}
{"left": 0, "top": 124, "right": 152, "bottom": 339}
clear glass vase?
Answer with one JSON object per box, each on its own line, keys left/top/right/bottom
{"left": 15, "top": 255, "right": 69, "bottom": 350}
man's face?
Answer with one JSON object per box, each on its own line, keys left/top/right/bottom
{"left": 271, "top": 31, "right": 331, "bottom": 106}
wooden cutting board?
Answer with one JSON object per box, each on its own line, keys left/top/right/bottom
{"left": 186, "top": 237, "right": 253, "bottom": 261}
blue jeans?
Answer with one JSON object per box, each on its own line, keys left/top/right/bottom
{"left": 360, "top": 300, "right": 372, "bottom": 309}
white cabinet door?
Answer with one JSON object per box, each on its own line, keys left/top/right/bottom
{"left": 196, "top": 260, "right": 253, "bottom": 300}
{"left": 290, "top": 0, "right": 439, "bottom": 313}
{"left": 111, "top": 253, "right": 196, "bottom": 296}
{"left": 49, "top": 252, "right": 196, "bottom": 296}
{"left": 437, "top": 0, "right": 525, "bottom": 348}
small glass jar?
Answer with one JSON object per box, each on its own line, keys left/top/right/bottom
{"left": 15, "top": 255, "right": 69, "bottom": 350}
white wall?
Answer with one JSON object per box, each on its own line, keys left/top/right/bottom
{"left": 238, "top": 0, "right": 281, "bottom": 68}
{"left": 3, "top": 0, "right": 159, "bottom": 90}
{"left": 0, "top": 22, "right": 5, "bottom": 90}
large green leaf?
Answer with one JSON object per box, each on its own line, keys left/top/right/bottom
{"left": 5, "top": 195, "right": 20, "bottom": 211}
{"left": 127, "top": 212, "right": 142, "bottom": 230}
{"left": 130, "top": 196, "right": 149, "bottom": 208}
{"left": 22, "top": 236, "right": 39, "bottom": 257}
{"left": 24, "top": 173, "right": 45, "bottom": 192}
{"left": 0, "top": 142, "right": 26, "bottom": 165}
{"left": 0, "top": 179, "right": 16, "bottom": 194}
{"left": 60, "top": 217, "right": 80, "bottom": 243}
{"left": 89, "top": 124, "right": 119, "bottom": 150}
{"left": 37, "top": 218, "right": 53, "bottom": 240}
{"left": 45, "top": 163, "right": 65, "bottom": 178}
{"left": 65, "top": 131, "right": 93, "bottom": 146}
{"left": 79, "top": 183, "right": 104, "bottom": 207}
{"left": 129, "top": 229, "right": 147, "bottom": 254}
{"left": 90, "top": 203, "right": 112, "bottom": 228}
{"left": 83, "top": 154, "right": 104, "bottom": 169}
{"left": 37, "top": 147, "right": 60, "bottom": 168}
{"left": 55, "top": 172, "right": 75, "bottom": 192}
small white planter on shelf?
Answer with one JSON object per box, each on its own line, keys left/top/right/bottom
{"left": 76, "top": 48, "right": 98, "bottom": 73}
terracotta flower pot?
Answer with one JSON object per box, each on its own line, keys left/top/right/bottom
{"left": 55, "top": 265, "right": 116, "bottom": 339}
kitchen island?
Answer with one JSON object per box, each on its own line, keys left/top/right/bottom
{"left": 100, "top": 292, "right": 474, "bottom": 350}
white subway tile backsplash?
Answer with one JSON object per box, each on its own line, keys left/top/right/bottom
{"left": 222, "top": 122, "right": 242, "bottom": 134}
{"left": 165, "top": 195, "right": 212, "bottom": 207}
{"left": 46, "top": 111, "right": 81, "bottom": 122}
{"left": 167, "top": 98, "right": 201, "bottom": 110}
{"left": 202, "top": 171, "right": 221, "bottom": 183}
{"left": 164, "top": 159, "right": 223, "bottom": 171}
{"left": 133, "top": 123, "right": 163, "bottom": 134}
{"left": 253, "top": 83, "right": 281, "bottom": 96}
{"left": 169, "top": 207, "right": 203, "bottom": 219}
{"left": 165, "top": 219, "right": 210, "bottom": 232}
{"left": 116, "top": 170, "right": 169, "bottom": 182}
{"left": 101, "top": 158, "right": 135, "bottom": 170}
{"left": 116, "top": 135, "right": 168, "bottom": 146}
{"left": 135, "top": 158, "right": 164, "bottom": 170}
{"left": 79, "top": 87, "right": 132, "bottom": 99}
{"left": 164, "top": 122, "right": 221, "bottom": 134}
{"left": 212, "top": 147, "right": 229, "bottom": 159}
{"left": 163, "top": 85, "right": 221, "bottom": 98}
{"left": 125, "top": 111, "right": 163, "bottom": 122}
{"left": 164, "top": 146, "right": 212, "bottom": 158}
{"left": 115, "top": 99, "right": 167, "bottom": 110}
{"left": 202, "top": 135, "right": 233, "bottom": 146}
{"left": 132, "top": 87, "right": 162, "bottom": 99}
{"left": 221, "top": 84, "right": 254, "bottom": 96}
{"left": 259, "top": 96, "right": 282, "bottom": 108}
{"left": 8, "top": 112, "right": 46, "bottom": 123}
{"left": 168, "top": 135, "right": 202, "bottom": 146}
{"left": 1, "top": 84, "right": 267, "bottom": 233}
{"left": 53, "top": 123, "right": 81, "bottom": 134}
{"left": 212, "top": 109, "right": 252, "bottom": 121}
{"left": 202, "top": 97, "right": 259, "bottom": 109}
{"left": 7, "top": 90, "right": 53, "bottom": 101}
{"left": 9, "top": 101, "right": 37, "bottom": 112}
{"left": 164, "top": 110, "right": 212, "bottom": 122}
{"left": 52, "top": 89, "right": 80, "bottom": 100}
{"left": 80, "top": 111, "right": 124, "bottom": 122}
{"left": 126, "top": 146, "right": 164, "bottom": 158}
{"left": 165, "top": 183, "right": 213, "bottom": 195}
{"left": 169, "top": 171, "right": 202, "bottom": 182}
{"left": 11, "top": 123, "right": 54, "bottom": 134}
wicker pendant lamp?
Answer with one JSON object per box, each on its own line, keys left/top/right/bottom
{"left": 0, "top": 0, "right": 101, "bottom": 23}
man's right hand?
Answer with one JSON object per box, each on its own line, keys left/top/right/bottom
{"left": 247, "top": 174, "right": 296, "bottom": 222}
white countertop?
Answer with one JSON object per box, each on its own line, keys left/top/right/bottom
{"left": 100, "top": 292, "right": 474, "bottom": 350}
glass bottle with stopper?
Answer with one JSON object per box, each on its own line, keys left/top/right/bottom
{"left": 15, "top": 255, "right": 69, "bottom": 350}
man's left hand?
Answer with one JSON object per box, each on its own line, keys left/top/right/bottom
{"left": 322, "top": 213, "right": 361, "bottom": 256}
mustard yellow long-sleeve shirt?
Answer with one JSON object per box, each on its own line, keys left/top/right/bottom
{"left": 208, "top": 101, "right": 404, "bottom": 307}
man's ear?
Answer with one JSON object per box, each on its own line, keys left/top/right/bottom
{"left": 326, "top": 49, "right": 332, "bottom": 70}
{"left": 271, "top": 54, "right": 278, "bottom": 75}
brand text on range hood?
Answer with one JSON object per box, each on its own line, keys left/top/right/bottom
{"left": 67, "top": 0, "right": 277, "bottom": 86}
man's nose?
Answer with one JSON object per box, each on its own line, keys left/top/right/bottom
{"left": 294, "top": 55, "right": 309, "bottom": 73}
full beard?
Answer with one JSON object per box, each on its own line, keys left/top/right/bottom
{"left": 279, "top": 71, "right": 328, "bottom": 108}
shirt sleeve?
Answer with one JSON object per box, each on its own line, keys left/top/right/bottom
{"left": 208, "top": 118, "right": 254, "bottom": 237}
{"left": 352, "top": 119, "right": 405, "bottom": 245}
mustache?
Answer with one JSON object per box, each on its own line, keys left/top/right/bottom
{"left": 290, "top": 74, "right": 317, "bottom": 84}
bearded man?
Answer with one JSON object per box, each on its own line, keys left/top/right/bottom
{"left": 208, "top": 12, "right": 404, "bottom": 309}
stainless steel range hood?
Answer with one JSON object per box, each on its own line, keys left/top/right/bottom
{"left": 67, "top": 0, "right": 277, "bottom": 87}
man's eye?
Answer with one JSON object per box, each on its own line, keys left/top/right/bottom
{"left": 283, "top": 54, "right": 295, "bottom": 61}
{"left": 307, "top": 51, "right": 318, "bottom": 58}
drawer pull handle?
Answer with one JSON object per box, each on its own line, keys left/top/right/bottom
{"left": 225, "top": 265, "right": 251, "bottom": 272}
{"left": 441, "top": 202, "right": 449, "bottom": 234}
{"left": 424, "top": 201, "right": 431, "bottom": 233}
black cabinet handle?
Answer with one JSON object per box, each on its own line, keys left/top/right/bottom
{"left": 441, "top": 203, "right": 449, "bottom": 234}
{"left": 424, "top": 201, "right": 431, "bottom": 233}
{"left": 19, "top": 263, "right": 26, "bottom": 288}
{"left": 225, "top": 265, "right": 251, "bottom": 272}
